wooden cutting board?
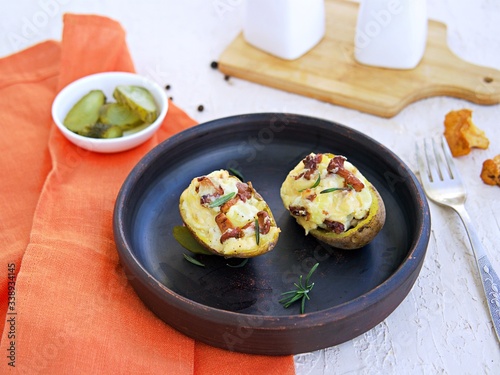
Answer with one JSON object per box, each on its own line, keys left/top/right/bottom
{"left": 218, "top": 0, "right": 500, "bottom": 118}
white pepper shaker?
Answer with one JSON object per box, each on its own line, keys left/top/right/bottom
{"left": 243, "top": 0, "right": 325, "bottom": 60}
{"left": 354, "top": 0, "right": 428, "bottom": 69}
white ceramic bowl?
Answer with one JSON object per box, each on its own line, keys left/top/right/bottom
{"left": 52, "top": 72, "right": 168, "bottom": 153}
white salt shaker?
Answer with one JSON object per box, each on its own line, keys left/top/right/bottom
{"left": 354, "top": 0, "right": 428, "bottom": 69}
{"left": 243, "top": 0, "right": 325, "bottom": 60}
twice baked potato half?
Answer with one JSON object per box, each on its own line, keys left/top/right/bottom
{"left": 179, "top": 170, "right": 280, "bottom": 258}
{"left": 280, "top": 153, "right": 386, "bottom": 249}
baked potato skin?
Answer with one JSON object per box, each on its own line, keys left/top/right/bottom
{"left": 180, "top": 208, "right": 279, "bottom": 258}
{"left": 179, "top": 170, "right": 280, "bottom": 258}
{"left": 309, "top": 184, "right": 385, "bottom": 249}
{"left": 281, "top": 153, "right": 386, "bottom": 250}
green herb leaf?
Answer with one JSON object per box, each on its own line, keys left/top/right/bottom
{"left": 320, "top": 187, "right": 349, "bottom": 194}
{"left": 301, "top": 295, "right": 307, "bottom": 313}
{"left": 305, "top": 262, "right": 319, "bottom": 285}
{"left": 311, "top": 175, "right": 321, "bottom": 188}
{"left": 183, "top": 253, "right": 205, "bottom": 267}
{"left": 279, "top": 292, "right": 303, "bottom": 308}
{"left": 279, "top": 263, "right": 319, "bottom": 314}
{"left": 228, "top": 168, "right": 245, "bottom": 181}
{"left": 299, "top": 175, "right": 321, "bottom": 192}
{"left": 173, "top": 226, "right": 212, "bottom": 255}
{"left": 226, "top": 258, "right": 249, "bottom": 268}
{"left": 208, "top": 192, "right": 236, "bottom": 208}
{"left": 254, "top": 218, "right": 260, "bottom": 245}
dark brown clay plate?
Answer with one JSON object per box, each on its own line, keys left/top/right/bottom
{"left": 113, "top": 113, "right": 430, "bottom": 355}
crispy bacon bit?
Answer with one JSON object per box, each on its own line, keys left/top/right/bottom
{"left": 326, "top": 155, "right": 344, "bottom": 173}
{"left": 306, "top": 193, "right": 317, "bottom": 202}
{"left": 199, "top": 195, "right": 211, "bottom": 205}
{"left": 242, "top": 221, "right": 255, "bottom": 230}
{"left": 197, "top": 176, "right": 224, "bottom": 205}
{"left": 220, "top": 197, "right": 239, "bottom": 213}
{"left": 303, "top": 153, "right": 323, "bottom": 169}
{"left": 236, "top": 182, "right": 253, "bottom": 202}
{"left": 257, "top": 211, "right": 271, "bottom": 235}
{"left": 215, "top": 212, "right": 244, "bottom": 243}
{"left": 215, "top": 212, "right": 233, "bottom": 233}
{"left": 219, "top": 182, "right": 254, "bottom": 212}
{"left": 301, "top": 153, "right": 323, "bottom": 180}
{"left": 324, "top": 220, "right": 345, "bottom": 234}
{"left": 327, "top": 156, "right": 364, "bottom": 192}
{"left": 289, "top": 205, "right": 308, "bottom": 217}
{"left": 220, "top": 227, "right": 244, "bottom": 243}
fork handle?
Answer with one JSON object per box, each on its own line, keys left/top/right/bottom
{"left": 453, "top": 204, "right": 500, "bottom": 341}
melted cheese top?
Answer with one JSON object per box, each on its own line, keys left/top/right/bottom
{"left": 180, "top": 170, "right": 279, "bottom": 256}
{"left": 280, "top": 153, "right": 372, "bottom": 234}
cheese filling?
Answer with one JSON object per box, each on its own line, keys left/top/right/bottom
{"left": 280, "top": 153, "right": 372, "bottom": 234}
{"left": 180, "top": 170, "right": 280, "bottom": 256}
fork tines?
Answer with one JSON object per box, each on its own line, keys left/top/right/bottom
{"left": 417, "top": 136, "right": 461, "bottom": 184}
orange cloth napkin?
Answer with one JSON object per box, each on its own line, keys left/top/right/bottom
{"left": 0, "top": 14, "right": 295, "bottom": 374}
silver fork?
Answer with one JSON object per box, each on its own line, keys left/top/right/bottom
{"left": 416, "top": 136, "right": 500, "bottom": 342}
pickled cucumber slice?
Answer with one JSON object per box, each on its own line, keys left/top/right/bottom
{"left": 99, "top": 103, "right": 143, "bottom": 130}
{"left": 63, "top": 90, "right": 106, "bottom": 134}
{"left": 101, "top": 125, "right": 123, "bottom": 139}
{"left": 84, "top": 123, "right": 123, "bottom": 139}
{"left": 113, "top": 85, "right": 158, "bottom": 123}
{"left": 123, "top": 122, "right": 151, "bottom": 136}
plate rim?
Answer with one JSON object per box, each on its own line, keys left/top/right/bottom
{"left": 114, "top": 112, "right": 431, "bottom": 353}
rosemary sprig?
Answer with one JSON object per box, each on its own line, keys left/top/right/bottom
{"left": 298, "top": 175, "right": 321, "bottom": 192}
{"left": 279, "top": 263, "right": 319, "bottom": 314}
{"left": 228, "top": 168, "right": 245, "bottom": 181}
{"left": 310, "top": 175, "right": 321, "bottom": 188}
{"left": 254, "top": 218, "right": 260, "bottom": 245}
{"left": 183, "top": 253, "right": 205, "bottom": 267}
{"left": 208, "top": 192, "right": 236, "bottom": 208}
{"left": 319, "top": 184, "right": 354, "bottom": 194}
